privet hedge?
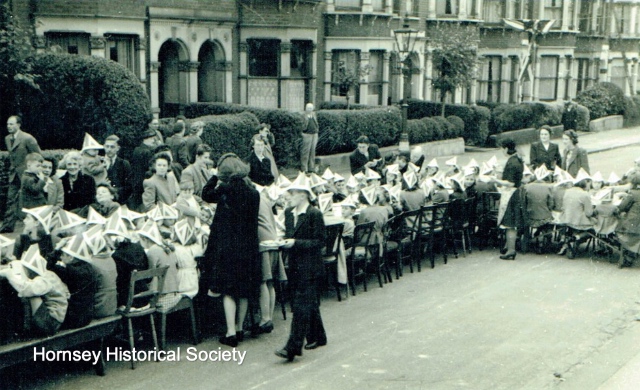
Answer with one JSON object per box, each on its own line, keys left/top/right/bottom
{"left": 406, "top": 99, "right": 490, "bottom": 145}
{"left": 17, "top": 53, "right": 152, "bottom": 155}
{"left": 193, "top": 112, "right": 260, "bottom": 161}
{"left": 407, "top": 115, "right": 464, "bottom": 144}
{"left": 575, "top": 82, "right": 626, "bottom": 120}
{"left": 489, "top": 102, "right": 564, "bottom": 134}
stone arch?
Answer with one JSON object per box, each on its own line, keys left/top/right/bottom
{"left": 158, "top": 39, "right": 189, "bottom": 116}
{"left": 198, "top": 39, "right": 226, "bottom": 102}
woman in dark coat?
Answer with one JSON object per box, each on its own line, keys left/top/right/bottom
{"left": 529, "top": 125, "right": 561, "bottom": 170}
{"left": 616, "top": 173, "right": 640, "bottom": 267}
{"left": 202, "top": 153, "right": 260, "bottom": 348}
{"left": 492, "top": 139, "right": 525, "bottom": 260}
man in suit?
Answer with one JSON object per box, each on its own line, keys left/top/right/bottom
{"left": 181, "top": 143, "right": 213, "bottom": 197}
{"left": 104, "top": 134, "right": 132, "bottom": 203}
{"left": 128, "top": 128, "right": 158, "bottom": 211}
{"left": 275, "top": 175, "right": 327, "bottom": 361}
{"left": 185, "top": 121, "right": 204, "bottom": 165}
{"left": 1, "top": 115, "right": 41, "bottom": 232}
{"left": 349, "top": 135, "right": 383, "bottom": 175}
{"left": 165, "top": 121, "right": 190, "bottom": 169}
{"left": 529, "top": 125, "right": 561, "bottom": 170}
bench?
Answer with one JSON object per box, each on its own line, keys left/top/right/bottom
{"left": 0, "top": 315, "right": 121, "bottom": 377}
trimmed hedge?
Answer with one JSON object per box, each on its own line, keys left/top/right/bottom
{"left": 562, "top": 102, "right": 590, "bottom": 131}
{"left": 490, "top": 102, "right": 563, "bottom": 134}
{"left": 193, "top": 112, "right": 260, "bottom": 161}
{"left": 623, "top": 95, "right": 640, "bottom": 127}
{"left": 316, "top": 107, "right": 402, "bottom": 154}
{"left": 317, "top": 101, "right": 377, "bottom": 110}
{"left": 575, "top": 82, "right": 626, "bottom": 120}
{"left": 184, "top": 103, "right": 305, "bottom": 169}
{"left": 17, "top": 53, "right": 152, "bottom": 157}
{"left": 446, "top": 115, "right": 465, "bottom": 136}
{"left": 406, "top": 115, "right": 465, "bottom": 144}
{"left": 406, "top": 99, "right": 489, "bottom": 145}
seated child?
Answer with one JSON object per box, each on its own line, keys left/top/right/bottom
{"left": 340, "top": 200, "right": 357, "bottom": 250}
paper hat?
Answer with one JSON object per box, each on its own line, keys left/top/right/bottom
{"left": 591, "top": 171, "right": 604, "bottom": 183}
{"left": 534, "top": 165, "right": 551, "bottom": 181}
{"left": 0, "top": 234, "right": 15, "bottom": 257}
{"left": 523, "top": 165, "right": 533, "bottom": 176}
{"left": 432, "top": 172, "right": 447, "bottom": 188}
{"left": 318, "top": 193, "right": 333, "bottom": 214}
{"left": 309, "top": 173, "right": 327, "bottom": 188}
{"left": 172, "top": 218, "right": 195, "bottom": 246}
{"left": 137, "top": 219, "right": 164, "bottom": 246}
{"left": 360, "top": 186, "right": 377, "bottom": 206}
{"left": 275, "top": 174, "right": 292, "bottom": 188}
{"left": 555, "top": 170, "right": 574, "bottom": 186}
{"left": 486, "top": 155, "right": 498, "bottom": 168}
{"left": 402, "top": 170, "right": 418, "bottom": 189}
{"left": 118, "top": 205, "right": 145, "bottom": 223}
{"left": 21, "top": 244, "right": 46, "bottom": 276}
{"left": 388, "top": 184, "right": 402, "bottom": 202}
{"left": 426, "top": 158, "right": 439, "bottom": 168}
{"left": 608, "top": 171, "right": 621, "bottom": 184}
{"left": 288, "top": 172, "right": 316, "bottom": 200}
{"left": 22, "top": 206, "right": 55, "bottom": 234}
{"left": 364, "top": 167, "right": 381, "bottom": 181}
{"left": 62, "top": 234, "right": 94, "bottom": 262}
{"left": 463, "top": 167, "right": 476, "bottom": 177}
{"left": 53, "top": 209, "right": 86, "bottom": 231}
{"left": 466, "top": 158, "right": 479, "bottom": 169}
{"left": 81, "top": 133, "right": 104, "bottom": 151}
{"left": 573, "top": 168, "right": 591, "bottom": 184}
{"left": 338, "top": 196, "right": 357, "bottom": 208}
{"left": 421, "top": 180, "right": 434, "bottom": 197}
{"left": 147, "top": 202, "right": 179, "bottom": 221}
{"left": 553, "top": 166, "right": 563, "bottom": 177}
{"left": 346, "top": 175, "right": 360, "bottom": 189}
{"left": 407, "top": 162, "right": 420, "bottom": 173}
{"left": 449, "top": 174, "right": 465, "bottom": 190}
{"left": 86, "top": 207, "right": 107, "bottom": 226}
{"left": 354, "top": 172, "right": 366, "bottom": 181}
{"left": 386, "top": 164, "right": 400, "bottom": 177}
{"left": 481, "top": 162, "right": 494, "bottom": 175}
{"left": 333, "top": 173, "right": 345, "bottom": 182}
{"left": 253, "top": 183, "right": 265, "bottom": 193}
{"left": 266, "top": 184, "right": 283, "bottom": 201}
{"left": 83, "top": 224, "right": 107, "bottom": 256}
{"left": 321, "top": 168, "right": 335, "bottom": 181}
{"left": 104, "top": 212, "right": 130, "bottom": 239}
{"left": 445, "top": 156, "right": 457, "bottom": 166}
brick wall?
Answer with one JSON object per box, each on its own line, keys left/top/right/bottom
{"left": 32, "top": 0, "right": 236, "bottom": 18}
{"left": 239, "top": 0, "right": 323, "bottom": 27}
{"left": 324, "top": 14, "right": 394, "bottom": 37}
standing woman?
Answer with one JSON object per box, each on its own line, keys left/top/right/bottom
{"left": 141, "top": 153, "right": 179, "bottom": 212}
{"left": 492, "top": 139, "right": 525, "bottom": 260}
{"left": 529, "top": 125, "right": 562, "bottom": 170}
{"left": 202, "top": 153, "right": 260, "bottom": 348}
{"left": 254, "top": 123, "right": 279, "bottom": 180}
{"left": 561, "top": 130, "right": 590, "bottom": 178}
{"left": 616, "top": 173, "right": 640, "bottom": 267}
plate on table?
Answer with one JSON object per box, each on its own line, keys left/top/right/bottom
{"left": 260, "top": 240, "right": 284, "bottom": 249}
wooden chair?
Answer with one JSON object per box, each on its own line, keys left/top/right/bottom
{"left": 381, "top": 214, "right": 402, "bottom": 281}
{"left": 399, "top": 208, "right": 421, "bottom": 274}
{"left": 417, "top": 202, "right": 450, "bottom": 269}
{"left": 158, "top": 295, "right": 198, "bottom": 350}
{"left": 448, "top": 197, "right": 475, "bottom": 258}
{"left": 346, "top": 221, "right": 375, "bottom": 295}
{"left": 322, "top": 222, "right": 346, "bottom": 301}
{"left": 118, "top": 266, "right": 168, "bottom": 369}
{"left": 478, "top": 192, "right": 502, "bottom": 250}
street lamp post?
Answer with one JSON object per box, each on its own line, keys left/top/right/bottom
{"left": 393, "top": 16, "right": 419, "bottom": 158}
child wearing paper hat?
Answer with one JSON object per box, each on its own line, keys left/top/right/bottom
{"left": 14, "top": 206, "right": 55, "bottom": 262}
{"left": 0, "top": 245, "right": 69, "bottom": 336}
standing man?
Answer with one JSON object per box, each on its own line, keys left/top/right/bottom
{"left": 166, "top": 121, "right": 190, "bottom": 169}
{"left": 185, "top": 121, "right": 204, "bottom": 165}
{"left": 104, "top": 135, "right": 132, "bottom": 203}
{"left": 1, "top": 115, "right": 41, "bottom": 233}
{"left": 300, "top": 103, "right": 319, "bottom": 174}
{"left": 181, "top": 144, "right": 213, "bottom": 197}
{"left": 128, "top": 128, "right": 158, "bottom": 211}
{"left": 275, "top": 173, "right": 327, "bottom": 361}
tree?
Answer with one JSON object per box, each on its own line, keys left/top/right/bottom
{"left": 430, "top": 23, "right": 479, "bottom": 116}
{"left": 332, "top": 55, "right": 372, "bottom": 109}
{"left": 0, "top": 4, "right": 37, "bottom": 120}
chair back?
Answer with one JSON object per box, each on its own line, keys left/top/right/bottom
{"left": 449, "top": 198, "right": 473, "bottom": 229}
{"left": 323, "top": 222, "right": 345, "bottom": 259}
{"left": 350, "top": 221, "right": 375, "bottom": 257}
{"left": 401, "top": 208, "right": 421, "bottom": 239}
{"left": 481, "top": 192, "right": 501, "bottom": 219}
{"left": 121, "top": 265, "right": 169, "bottom": 315}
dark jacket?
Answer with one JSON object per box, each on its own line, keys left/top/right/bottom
{"left": 529, "top": 141, "right": 561, "bottom": 170}
{"left": 202, "top": 176, "right": 261, "bottom": 299}
{"left": 20, "top": 171, "right": 47, "bottom": 209}
{"left": 166, "top": 134, "right": 190, "bottom": 168}
{"left": 284, "top": 205, "right": 326, "bottom": 282}
{"left": 503, "top": 154, "right": 524, "bottom": 188}
{"left": 247, "top": 152, "right": 275, "bottom": 186}
{"left": 349, "top": 144, "right": 383, "bottom": 175}
{"left": 185, "top": 135, "right": 203, "bottom": 165}
{"left": 129, "top": 143, "right": 154, "bottom": 202}
{"left": 561, "top": 147, "right": 589, "bottom": 178}
{"left": 106, "top": 156, "right": 132, "bottom": 203}
{"left": 112, "top": 240, "right": 148, "bottom": 307}
{"left": 617, "top": 189, "right": 640, "bottom": 235}
{"left": 61, "top": 172, "right": 96, "bottom": 211}
{"left": 5, "top": 130, "right": 41, "bottom": 182}
{"left": 52, "top": 259, "right": 98, "bottom": 330}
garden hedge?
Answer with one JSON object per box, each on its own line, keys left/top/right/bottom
{"left": 17, "top": 53, "right": 152, "bottom": 157}
{"left": 406, "top": 115, "right": 464, "bottom": 144}
{"left": 406, "top": 99, "right": 490, "bottom": 145}
{"left": 488, "top": 101, "right": 563, "bottom": 134}
{"left": 623, "top": 95, "right": 640, "bottom": 127}
{"left": 318, "top": 101, "right": 378, "bottom": 110}
{"left": 575, "top": 82, "right": 626, "bottom": 120}
{"left": 192, "top": 112, "right": 260, "bottom": 162}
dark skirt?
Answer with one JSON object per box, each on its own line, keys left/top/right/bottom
{"left": 501, "top": 187, "right": 526, "bottom": 229}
